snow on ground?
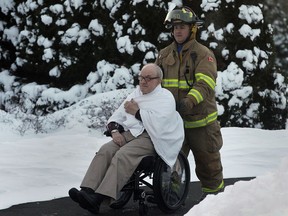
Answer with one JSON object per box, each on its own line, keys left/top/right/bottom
{"left": 0, "top": 89, "right": 288, "bottom": 216}
{"left": 0, "top": 124, "right": 288, "bottom": 216}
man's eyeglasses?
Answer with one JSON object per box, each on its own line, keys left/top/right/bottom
{"left": 138, "top": 75, "right": 159, "bottom": 82}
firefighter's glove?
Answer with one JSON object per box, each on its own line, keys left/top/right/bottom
{"left": 178, "top": 97, "right": 194, "bottom": 117}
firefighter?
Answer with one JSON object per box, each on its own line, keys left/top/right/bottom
{"left": 155, "top": 6, "right": 224, "bottom": 200}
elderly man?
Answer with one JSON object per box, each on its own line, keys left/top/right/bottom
{"left": 68, "top": 63, "right": 184, "bottom": 214}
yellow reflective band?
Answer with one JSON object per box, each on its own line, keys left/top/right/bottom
{"left": 184, "top": 111, "right": 218, "bottom": 128}
{"left": 182, "top": 8, "right": 193, "bottom": 18}
{"left": 188, "top": 89, "right": 203, "bottom": 104}
{"left": 162, "top": 79, "right": 191, "bottom": 89}
{"left": 162, "top": 79, "right": 178, "bottom": 88}
{"left": 195, "top": 73, "right": 216, "bottom": 90}
{"left": 179, "top": 80, "right": 191, "bottom": 89}
{"left": 202, "top": 180, "right": 224, "bottom": 193}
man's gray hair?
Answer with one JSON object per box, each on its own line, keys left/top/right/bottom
{"left": 144, "top": 63, "right": 163, "bottom": 80}
{"left": 154, "top": 64, "right": 163, "bottom": 80}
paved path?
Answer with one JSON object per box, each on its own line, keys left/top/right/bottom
{"left": 0, "top": 177, "right": 254, "bottom": 216}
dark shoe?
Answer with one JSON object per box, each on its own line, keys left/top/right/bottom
{"left": 198, "top": 187, "right": 224, "bottom": 203}
{"left": 77, "top": 191, "right": 106, "bottom": 214}
{"left": 68, "top": 187, "right": 95, "bottom": 204}
{"left": 198, "top": 192, "right": 208, "bottom": 202}
{"left": 69, "top": 188, "right": 80, "bottom": 203}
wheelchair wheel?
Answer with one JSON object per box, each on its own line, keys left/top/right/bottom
{"left": 153, "top": 151, "right": 190, "bottom": 213}
{"left": 109, "top": 190, "right": 133, "bottom": 209}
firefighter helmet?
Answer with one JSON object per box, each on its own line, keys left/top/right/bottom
{"left": 164, "top": 7, "right": 204, "bottom": 28}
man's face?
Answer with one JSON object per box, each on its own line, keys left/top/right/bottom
{"left": 173, "top": 23, "right": 191, "bottom": 44}
{"left": 138, "top": 65, "right": 161, "bottom": 94}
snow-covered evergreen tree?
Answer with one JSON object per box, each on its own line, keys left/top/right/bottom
{"left": 185, "top": 0, "right": 287, "bottom": 129}
{"left": 3, "top": 0, "right": 170, "bottom": 89}
{"left": 0, "top": 0, "right": 287, "bottom": 130}
{"left": 264, "top": 0, "right": 288, "bottom": 74}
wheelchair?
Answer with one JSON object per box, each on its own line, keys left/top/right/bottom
{"left": 109, "top": 151, "right": 190, "bottom": 216}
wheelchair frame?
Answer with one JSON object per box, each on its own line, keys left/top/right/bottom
{"left": 110, "top": 151, "right": 190, "bottom": 215}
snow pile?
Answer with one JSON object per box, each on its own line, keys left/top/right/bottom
{"left": 186, "top": 156, "right": 288, "bottom": 216}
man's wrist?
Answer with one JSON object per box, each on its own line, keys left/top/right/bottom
{"left": 111, "top": 129, "right": 119, "bottom": 134}
{"left": 135, "top": 109, "right": 142, "bottom": 121}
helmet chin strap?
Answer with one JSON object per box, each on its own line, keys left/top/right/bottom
{"left": 190, "top": 25, "right": 198, "bottom": 40}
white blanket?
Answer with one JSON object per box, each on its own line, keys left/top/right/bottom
{"left": 108, "top": 85, "right": 184, "bottom": 167}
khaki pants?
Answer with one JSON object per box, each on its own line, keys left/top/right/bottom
{"left": 182, "top": 121, "right": 223, "bottom": 191}
{"left": 80, "top": 131, "right": 156, "bottom": 199}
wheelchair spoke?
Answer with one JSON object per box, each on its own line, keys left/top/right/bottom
{"left": 153, "top": 151, "right": 191, "bottom": 213}
{"left": 159, "top": 158, "right": 190, "bottom": 207}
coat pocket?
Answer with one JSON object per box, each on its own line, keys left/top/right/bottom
{"left": 207, "top": 121, "right": 223, "bottom": 153}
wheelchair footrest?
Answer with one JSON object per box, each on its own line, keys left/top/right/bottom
{"left": 133, "top": 189, "right": 144, "bottom": 201}
{"left": 146, "top": 195, "right": 157, "bottom": 204}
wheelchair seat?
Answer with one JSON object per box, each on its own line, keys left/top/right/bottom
{"left": 135, "top": 155, "right": 155, "bottom": 173}
{"left": 109, "top": 151, "right": 190, "bottom": 216}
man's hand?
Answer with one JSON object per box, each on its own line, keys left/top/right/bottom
{"left": 112, "top": 132, "right": 126, "bottom": 147}
{"left": 124, "top": 99, "right": 139, "bottom": 115}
